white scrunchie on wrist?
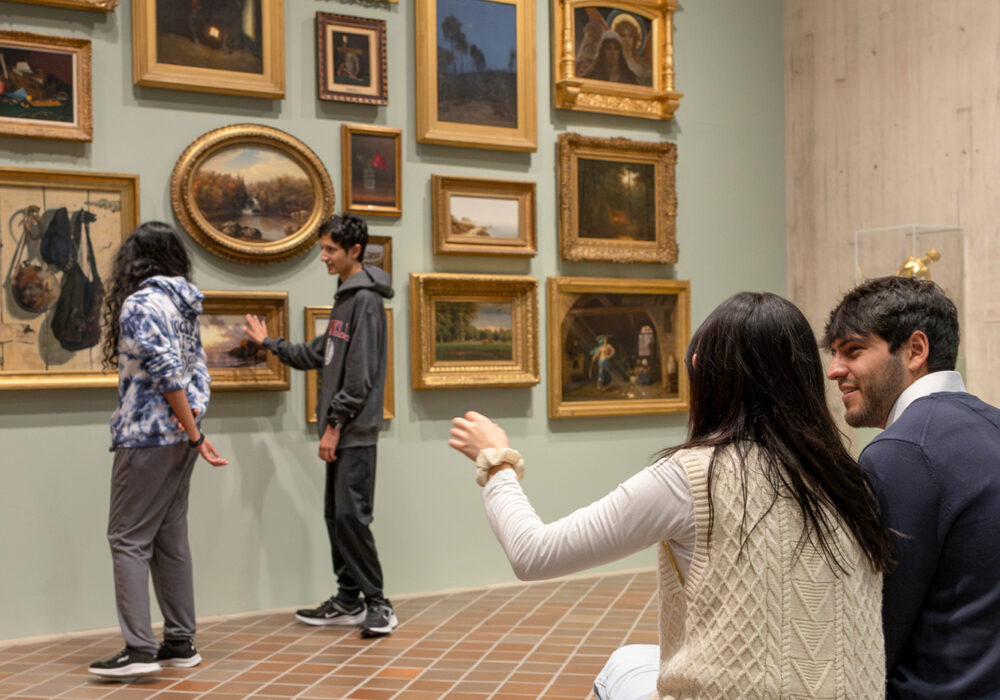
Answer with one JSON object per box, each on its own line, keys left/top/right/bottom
{"left": 475, "top": 447, "right": 525, "bottom": 487}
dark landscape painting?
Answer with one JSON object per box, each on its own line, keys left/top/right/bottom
{"left": 202, "top": 313, "right": 266, "bottom": 368}
{"left": 436, "top": 0, "right": 517, "bottom": 128}
{"left": 156, "top": 0, "right": 264, "bottom": 74}
{"left": 573, "top": 6, "right": 653, "bottom": 87}
{"left": 577, "top": 157, "right": 655, "bottom": 241}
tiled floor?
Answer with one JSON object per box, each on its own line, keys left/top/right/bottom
{"left": 0, "top": 569, "right": 657, "bottom": 699}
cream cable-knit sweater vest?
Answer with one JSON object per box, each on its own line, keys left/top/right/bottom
{"left": 654, "top": 445, "right": 884, "bottom": 699}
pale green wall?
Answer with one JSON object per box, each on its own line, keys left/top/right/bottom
{"left": 0, "top": 0, "right": 784, "bottom": 640}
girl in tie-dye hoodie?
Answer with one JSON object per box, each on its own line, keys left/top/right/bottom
{"left": 88, "top": 222, "right": 227, "bottom": 680}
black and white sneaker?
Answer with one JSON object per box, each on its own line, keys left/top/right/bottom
{"left": 295, "top": 594, "right": 366, "bottom": 626}
{"left": 360, "top": 600, "right": 398, "bottom": 638}
{"left": 156, "top": 638, "right": 202, "bottom": 668}
{"left": 88, "top": 647, "right": 161, "bottom": 678}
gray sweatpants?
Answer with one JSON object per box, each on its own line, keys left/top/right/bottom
{"left": 107, "top": 442, "right": 198, "bottom": 654}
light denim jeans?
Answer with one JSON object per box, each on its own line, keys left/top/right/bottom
{"left": 593, "top": 644, "right": 659, "bottom": 700}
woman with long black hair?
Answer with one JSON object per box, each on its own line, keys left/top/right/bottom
{"left": 89, "top": 222, "right": 227, "bottom": 679}
{"left": 450, "top": 292, "right": 892, "bottom": 699}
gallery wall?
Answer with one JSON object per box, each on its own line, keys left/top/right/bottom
{"left": 0, "top": 0, "right": 784, "bottom": 641}
{"left": 786, "top": 0, "right": 998, "bottom": 415}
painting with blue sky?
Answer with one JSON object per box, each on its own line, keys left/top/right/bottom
{"left": 436, "top": 0, "right": 518, "bottom": 128}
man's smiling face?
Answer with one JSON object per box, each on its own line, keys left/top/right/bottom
{"left": 826, "top": 333, "right": 906, "bottom": 429}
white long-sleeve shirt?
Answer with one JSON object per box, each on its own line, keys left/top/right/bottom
{"left": 481, "top": 456, "right": 696, "bottom": 581}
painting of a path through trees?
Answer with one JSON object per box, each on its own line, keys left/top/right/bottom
{"left": 436, "top": 0, "right": 517, "bottom": 128}
{"left": 435, "top": 300, "right": 512, "bottom": 362}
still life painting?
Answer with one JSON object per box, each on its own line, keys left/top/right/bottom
{"left": 317, "top": 12, "right": 387, "bottom": 105}
{"left": 547, "top": 276, "right": 689, "bottom": 417}
{"left": 342, "top": 124, "right": 401, "bottom": 217}
{"left": 0, "top": 168, "right": 138, "bottom": 390}
{"left": 0, "top": 31, "right": 92, "bottom": 141}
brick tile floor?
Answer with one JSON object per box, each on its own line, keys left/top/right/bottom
{"left": 0, "top": 570, "right": 656, "bottom": 699}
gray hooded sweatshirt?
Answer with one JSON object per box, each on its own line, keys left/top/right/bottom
{"left": 264, "top": 264, "right": 393, "bottom": 447}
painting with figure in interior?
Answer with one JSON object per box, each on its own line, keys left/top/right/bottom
{"left": 193, "top": 144, "right": 314, "bottom": 243}
{"left": 435, "top": 301, "right": 512, "bottom": 362}
{"left": 561, "top": 292, "right": 679, "bottom": 402}
{"left": 577, "top": 157, "right": 655, "bottom": 241}
{"left": 0, "top": 44, "right": 75, "bottom": 126}
{"left": 449, "top": 194, "right": 520, "bottom": 240}
{"left": 436, "top": 0, "right": 518, "bottom": 128}
{"left": 201, "top": 312, "right": 266, "bottom": 369}
{"left": 155, "top": 0, "right": 264, "bottom": 74}
{"left": 574, "top": 6, "right": 653, "bottom": 87}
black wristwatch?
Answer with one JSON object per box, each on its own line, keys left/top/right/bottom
{"left": 330, "top": 419, "right": 344, "bottom": 431}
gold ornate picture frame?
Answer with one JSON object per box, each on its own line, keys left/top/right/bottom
{"left": 305, "top": 306, "right": 394, "bottom": 422}
{"left": 171, "top": 124, "right": 335, "bottom": 265}
{"left": 415, "top": 0, "right": 537, "bottom": 151}
{"left": 548, "top": 276, "right": 689, "bottom": 417}
{"left": 317, "top": 12, "right": 387, "bottom": 105}
{"left": 0, "top": 167, "right": 139, "bottom": 390}
{"left": 410, "top": 273, "right": 539, "bottom": 389}
{"left": 341, "top": 123, "right": 401, "bottom": 217}
{"left": 8, "top": 0, "right": 117, "bottom": 11}
{"left": 0, "top": 31, "right": 92, "bottom": 142}
{"left": 552, "top": 0, "right": 681, "bottom": 120}
{"left": 202, "top": 290, "right": 289, "bottom": 391}
{"left": 132, "top": 0, "right": 285, "bottom": 98}
{"left": 365, "top": 235, "right": 392, "bottom": 279}
{"left": 432, "top": 175, "right": 536, "bottom": 257}
{"left": 558, "top": 132, "right": 677, "bottom": 264}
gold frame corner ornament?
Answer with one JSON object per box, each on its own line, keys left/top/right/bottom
{"left": 409, "top": 273, "right": 539, "bottom": 390}
{"left": 552, "top": 0, "right": 682, "bottom": 121}
{"left": 547, "top": 276, "right": 690, "bottom": 418}
{"left": 558, "top": 132, "right": 678, "bottom": 264}
{"left": 170, "top": 123, "right": 335, "bottom": 265}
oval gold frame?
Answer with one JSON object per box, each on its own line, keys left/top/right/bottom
{"left": 171, "top": 124, "right": 335, "bottom": 265}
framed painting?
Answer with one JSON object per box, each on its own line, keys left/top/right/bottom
{"left": 432, "top": 175, "right": 536, "bottom": 257}
{"left": 171, "top": 124, "right": 335, "bottom": 265}
{"left": 341, "top": 123, "right": 401, "bottom": 217}
{"left": 0, "top": 167, "right": 139, "bottom": 390}
{"left": 7, "top": 0, "right": 117, "bottom": 11}
{"left": 305, "top": 306, "right": 394, "bottom": 422}
{"left": 317, "top": 12, "right": 387, "bottom": 106}
{"left": 548, "top": 276, "right": 689, "bottom": 417}
{"left": 0, "top": 31, "right": 92, "bottom": 141}
{"left": 410, "top": 273, "right": 538, "bottom": 389}
{"left": 552, "top": 0, "right": 682, "bottom": 120}
{"left": 132, "top": 0, "right": 285, "bottom": 98}
{"left": 415, "top": 0, "right": 536, "bottom": 151}
{"left": 365, "top": 235, "right": 392, "bottom": 278}
{"left": 558, "top": 132, "right": 677, "bottom": 264}
{"left": 202, "top": 290, "right": 288, "bottom": 391}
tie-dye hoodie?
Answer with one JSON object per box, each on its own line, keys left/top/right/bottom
{"left": 109, "top": 275, "right": 211, "bottom": 449}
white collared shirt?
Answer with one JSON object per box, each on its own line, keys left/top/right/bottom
{"left": 884, "top": 371, "right": 967, "bottom": 429}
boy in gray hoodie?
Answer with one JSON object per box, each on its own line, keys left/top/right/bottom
{"left": 245, "top": 214, "right": 396, "bottom": 637}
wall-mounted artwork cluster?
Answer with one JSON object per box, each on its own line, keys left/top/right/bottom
{"left": 2, "top": 0, "right": 691, "bottom": 419}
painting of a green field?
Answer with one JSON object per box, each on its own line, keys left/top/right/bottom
{"left": 435, "top": 300, "right": 512, "bottom": 362}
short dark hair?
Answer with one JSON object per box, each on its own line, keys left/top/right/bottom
{"left": 318, "top": 213, "right": 367, "bottom": 259}
{"left": 822, "top": 276, "right": 959, "bottom": 372}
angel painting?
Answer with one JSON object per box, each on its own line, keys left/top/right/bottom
{"left": 574, "top": 8, "right": 652, "bottom": 87}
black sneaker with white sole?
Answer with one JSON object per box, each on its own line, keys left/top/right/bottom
{"left": 295, "top": 594, "right": 366, "bottom": 626}
{"left": 88, "top": 647, "right": 161, "bottom": 678}
{"left": 360, "top": 600, "right": 398, "bottom": 638}
{"left": 156, "top": 638, "right": 202, "bottom": 668}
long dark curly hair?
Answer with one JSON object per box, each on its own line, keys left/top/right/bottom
{"left": 101, "top": 222, "right": 191, "bottom": 369}
{"left": 662, "top": 292, "right": 893, "bottom": 574}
